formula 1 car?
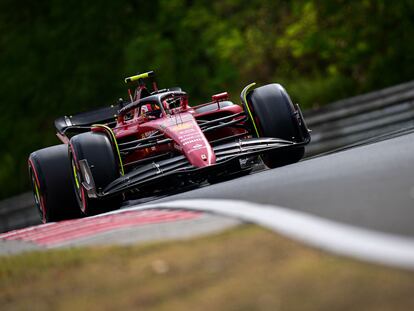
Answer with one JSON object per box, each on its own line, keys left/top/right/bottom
{"left": 28, "top": 71, "right": 310, "bottom": 223}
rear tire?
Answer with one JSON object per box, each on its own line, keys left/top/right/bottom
{"left": 28, "top": 145, "right": 82, "bottom": 223}
{"left": 69, "top": 132, "right": 122, "bottom": 215}
{"left": 245, "top": 83, "right": 305, "bottom": 168}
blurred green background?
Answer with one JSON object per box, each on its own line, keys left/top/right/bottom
{"left": 1, "top": 0, "right": 414, "bottom": 199}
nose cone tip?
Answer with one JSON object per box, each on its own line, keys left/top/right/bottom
{"left": 193, "top": 151, "right": 216, "bottom": 167}
{"left": 206, "top": 152, "right": 217, "bottom": 166}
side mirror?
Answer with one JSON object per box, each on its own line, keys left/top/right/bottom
{"left": 212, "top": 92, "right": 229, "bottom": 102}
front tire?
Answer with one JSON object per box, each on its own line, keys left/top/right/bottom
{"left": 245, "top": 83, "right": 305, "bottom": 168}
{"left": 69, "top": 132, "right": 122, "bottom": 215}
{"left": 28, "top": 145, "right": 82, "bottom": 223}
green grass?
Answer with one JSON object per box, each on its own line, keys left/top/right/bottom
{"left": 1, "top": 225, "right": 414, "bottom": 310}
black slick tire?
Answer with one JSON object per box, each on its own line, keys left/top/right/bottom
{"left": 245, "top": 83, "right": 305, "bottom": 168}
{"left": 28, "top": 144, "right": 82, "bottom": 223}
{"left": 69, "top": 132, "right": 122, "bottom": 215}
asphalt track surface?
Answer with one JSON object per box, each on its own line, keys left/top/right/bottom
{"left": 131, "top": 131, "right": 414, "bottom": 237}
{"left": 1, "top": 131, "right": 414, "bottom": 266}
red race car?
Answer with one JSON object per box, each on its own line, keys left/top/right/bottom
{"left": 28, "top": 71, "right": 310, "bottom": 223}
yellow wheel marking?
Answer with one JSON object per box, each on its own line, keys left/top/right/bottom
{"left": 33, "top": 175, "right": 41, "bottom": 202}
{"left": 72, "top": 161, "right": 80, "bottom": 189}
{"left": 241, "top": 82, "right": 260, "bottom": 137}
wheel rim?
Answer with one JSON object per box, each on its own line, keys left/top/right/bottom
{"left": 28, "top": 162, "right": 46, "bottom": 223}
{"left": 70, "top": 149, "right": 87, "bottom": 214}
{"left": 32, "top": 173, "right": 41, "bottom": 206}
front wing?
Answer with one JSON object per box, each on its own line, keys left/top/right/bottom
{"left": 78, "top": 136, "right": 309, "bottom": 199}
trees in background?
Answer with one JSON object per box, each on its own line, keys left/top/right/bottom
{"left": 1, "top": 0, "right": 413, "bottom": 198}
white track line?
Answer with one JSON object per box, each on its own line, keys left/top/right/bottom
{"left": 102, "top": 199, "right": 414, "bottom": 270}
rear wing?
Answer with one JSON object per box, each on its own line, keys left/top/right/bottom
{"left": 54, "top": 103, "right": 126, "bottom": 136}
